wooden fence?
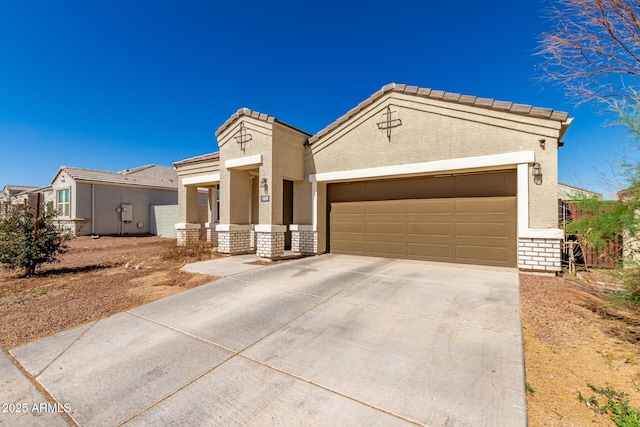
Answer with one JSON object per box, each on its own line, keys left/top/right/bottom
{"left": 559, "top": 201, "right": 623, "bottom": 268}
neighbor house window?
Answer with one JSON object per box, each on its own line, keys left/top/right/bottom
{"left": 57, "top": 189, "right": 70, "bottom": 217}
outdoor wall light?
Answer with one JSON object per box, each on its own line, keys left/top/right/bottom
{"left": 532, "top": 163, "right": 542, "bottom": 177}
{"left": 539, "top": 139, "right": 546, "bottom": 148}
{"left": 260, "top": 177, "right": 268, "bottom": 187}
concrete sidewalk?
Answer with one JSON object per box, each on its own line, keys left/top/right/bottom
{"left": 4, "top": 254, "right": 527, "bottom": 426}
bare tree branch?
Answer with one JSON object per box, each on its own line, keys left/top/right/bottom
{"left": 538, "top": 0, "right": 640, "bottom": 102}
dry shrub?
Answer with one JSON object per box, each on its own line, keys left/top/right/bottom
{"left": 162, "top": 239, "right": 219, "bottom": 262}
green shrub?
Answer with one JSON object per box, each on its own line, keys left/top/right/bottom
{"left": 579, "top": 383, "right": 640, "bottom": 427}
{"left": 0, "top": 201, "right": 70, "bottom": 276}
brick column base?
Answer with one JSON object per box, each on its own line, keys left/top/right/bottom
{"left": 290, "top": 224, "right": 317, "bottom": 254}
{"left": 216, "top": 224, "right": 251, "bottom": 254}
{"left": 255, "top": 225, "right": 286, "bottom": 260}
{"left": 250, "top": 227, "right": 257, "bottom": 251}
{"left": 518, "top": 237, "right": 562, "bottom": 272}
{"left": 175, "top": 223, "right": 201, "bottom": 246}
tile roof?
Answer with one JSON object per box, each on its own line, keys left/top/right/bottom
{"left": 53, "top": 165, "right": 177, "bottom": 189}
{"left": 3, "top": 185, "right": 40, "bottom": 194}
{"left": 173, "top": 152, "right": 220, "bottom": 167}
{"left": 215, "top": 108, "right": 312, "bottom": 138}
{"left": 308, "top": 83, "right": 571, "bottom": 145}
{"left": 15, "top": 185, "right": 53, "bottom": 196}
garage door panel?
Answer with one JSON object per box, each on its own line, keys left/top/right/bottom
{"left": 456, "top": 245, "right": 512, "bottom": 265}
{"left": 455, "top": 198, "right": 514, "bottom": 215}
{"left": 407, "top": 222, "right": 452, "bottom": 237}
{"left": 454, "top": 172, "right": 516, "bottom": 197}
{"left": 456, "top": 222, "right": 512, "bottom": 239}
{"left": 407, "top": 199, "right": 451, "bottom": 214}
{"left": 366, "top": 222, "right": 404, "bottom": 235}
{"left": 331, "top": 203, "right": 366, "bottom": 215}
{"left": 366, "top": 201, "right": 404, "bottom": 215}
{"left": 331, "top": 221, "right": 365, "bottom": 234}
{"left": 330, "top": 239, "right": 366, "bottom": 254}
{"left": 407, "top": 243, "right": 453, "bottom": 259}
{"left": 367, "top": 241, "right": 405, "bottom": 257}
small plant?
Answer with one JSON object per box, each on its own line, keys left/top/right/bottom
{"left": 0, "top": 292, "right": 4, "bottom": 298}
{"left": 526, "top": 382, "right": 535, "bottom": 395}
{"left": 579, "top": 383, "right": 640, "bottom": 427}
{"left": 29, "top": 289, "right": 46, "bottom": 297}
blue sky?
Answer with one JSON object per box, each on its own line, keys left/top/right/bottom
{"left": 0, "top": 1, "right": 635, "bottom": 198}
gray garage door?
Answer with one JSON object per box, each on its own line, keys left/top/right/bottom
{"left": 328, "top": 171, "right": 517, "bottom": 267}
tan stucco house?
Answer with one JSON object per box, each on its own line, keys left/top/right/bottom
{"left": 51, "top": 164, "right": 179, "bottom": 236}
{"left": 175, "top": 83, "right": 572, "bottom": 272}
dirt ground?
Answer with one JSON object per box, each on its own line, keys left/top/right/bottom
{"left": 522, "top": 270, "right": 640, "bottom": 426}
{"left": 0, "top": 236, "right": 215, "bottom": 350}
{"left": 1, "top": 237, "right": 639, "bottom": 425}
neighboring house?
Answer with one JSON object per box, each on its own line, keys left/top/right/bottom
{"left": 174, "top": 83, "right": 573, "bottom": 272}
{"left": 558, "top": 182, "right": 602, "bottom": 201}
{"left": 1, "top": 185, "right": 40, "bottom": 205}
{"left": 1, "top": 185, "right": 48, "bottom": 218}
{"left": 50, "top": 164, "right": 179, "bottom": 236}
{"left": 12, "top": 186, "right": 55, "bottom": 209}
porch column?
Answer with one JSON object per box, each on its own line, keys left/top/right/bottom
{"left": 255, "top": 224, "right": 286, "bottom": 260}
{"left": 205, "top": 186, "right": 218, "bottom": 246}
{"left": 290, "top": 224, "right": 316, "bottom": 254}
{"left": 176, "top": 184, "right": 201, "bottom": 246}
{"left": 216, "top": 224, "right": 252, "bottom": 254}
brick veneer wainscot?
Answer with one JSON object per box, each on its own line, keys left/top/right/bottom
{"left": 518, "top": 237, "right": 562, "bottom": 271}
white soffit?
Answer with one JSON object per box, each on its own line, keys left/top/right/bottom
{"left": 225, "top": 154, "right": 263, "bottom": 170}
{"left": 310, "top": 151, "right": 535, "bottom": 182}
{"left": 182, "top": 173, "right": 220, "bottom": 186}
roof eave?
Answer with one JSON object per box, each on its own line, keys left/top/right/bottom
{"left": 307, "top": 82, "right": 572, "bottom": 146}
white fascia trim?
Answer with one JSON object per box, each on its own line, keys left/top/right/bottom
{"left": 175, "top": 223, "right": 201, "bottom": 229}
{"left": 225, "top": 154, "right": 263, "bottom": 170}
{"left": 309, "top": 151, "right": 535, "bottom": 183}
{"left": 254, "top": 224, "right": 287, "bottom": 233}
{"left": 519, "top": 228, "right": 564, "bottom": 239}
{"left": 182, "top": 173, "right": 220, "bottom": 186}
{"left": 289, "top": 224, "right": 313, "bottom": 231}
{"left": 517, "top": 163, "right": 529, "bottom": 231}
{"left": 215, "top": 224, "right": 252, "bottom": 232}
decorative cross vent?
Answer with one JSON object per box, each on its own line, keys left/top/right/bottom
{"left": 234, "top": 123, "right": 253, "bottom": 152}
{"left": 376, "top": 106, "right": 402, "bottom": 140}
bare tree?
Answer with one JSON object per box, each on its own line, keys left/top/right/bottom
{"left": 539, "top": 0, "right": 640, "bottom": 102}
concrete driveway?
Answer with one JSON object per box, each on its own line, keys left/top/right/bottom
{"left": 6, "top": 254, "right": 526, "bottom": 426}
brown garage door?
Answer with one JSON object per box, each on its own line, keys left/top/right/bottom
{"left": 328, "top": 171, "right": 517, "bottom": 267}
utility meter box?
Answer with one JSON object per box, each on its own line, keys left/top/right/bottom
{"left": 121, "top": 204, "right": 133, "bottom": 222}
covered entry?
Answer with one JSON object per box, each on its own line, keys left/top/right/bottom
{"left": 328, "top": 170, "right": 517, "bottom": 267}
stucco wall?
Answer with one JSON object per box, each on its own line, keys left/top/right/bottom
{"left": 77, "top": 184, "right": 177, "bottom": 235}
{"left": 150, "top": 205, "right": 179, "bottom": 237}
{"left": 217, "top": 117, "right": 309, "bottom": 226}
{"left": 308, "top": 92, "right": 563, "bottom": 230}
{"left": 218, "top": 117, "right": 271, "bottom": 224}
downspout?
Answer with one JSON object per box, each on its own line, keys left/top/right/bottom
{"left": 91, "top": 184, "right": 95, "bottom": 235}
